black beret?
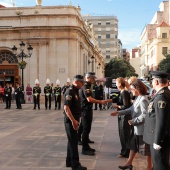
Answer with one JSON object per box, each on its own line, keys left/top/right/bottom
{"left": 85, "top": 72, "right": 97, "bottom": 78}
{"left": 151, "top": 71, "right": 170, "bottom": 79}
{"left": 73, "top": 75, "right": 84, "bottom": 82}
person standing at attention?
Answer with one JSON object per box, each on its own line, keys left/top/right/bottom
{"left": 64, "top": 75, "right": 87, "bottom": 170}
{"left": 143, "top": 71, "right": 170, "bottom": 170}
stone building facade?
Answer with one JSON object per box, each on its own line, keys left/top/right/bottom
{"left": 0, "top": 5, "right": 104, "bottom": 89}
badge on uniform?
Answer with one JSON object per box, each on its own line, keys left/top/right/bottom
{"left": 66, "top": 95, "right": 72, "bottom": 101}
{"left": 158, "top": 101, "right": 166, "bottom": 108}
{"left": 85, "top": 89, "right": 90, "bottom": 94}
{"left": 148, "top": 102, "right": 154, "bottom": 112}
{"left": 75, "top": 95, "right": 78, "bottom": 100}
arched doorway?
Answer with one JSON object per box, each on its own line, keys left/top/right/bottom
{"left": 0, "top": 50, "right": 20, "bottom": 87}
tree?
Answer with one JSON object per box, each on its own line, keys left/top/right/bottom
{"left": 105, "top": 58, "right": 138, "bottom": 79}
{"left": 158, "top": 54, "right": 170, "bottom": 74}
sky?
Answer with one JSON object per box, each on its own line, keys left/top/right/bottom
{"left": 0, "top": 0, "right": 165, "bottom": 50}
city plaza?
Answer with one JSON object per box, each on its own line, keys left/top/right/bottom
{"left": 0, "top": 101, "right": 147, "bottom": 170}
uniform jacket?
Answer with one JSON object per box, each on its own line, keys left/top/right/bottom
{"left": 143, "top": 87, "right": 170, "bottom": 146}
{"left": 118, "top": 95, "right": 148, "bottom": 135}
{"left": 94, "top": 84, "right": 103, "bottom": 99}
{"left": 4, "top": 86, "right": 12, "bottom": 97}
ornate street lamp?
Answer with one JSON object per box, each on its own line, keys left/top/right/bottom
{"left": 12, "top": 41, "right": 33, "bottom": 103}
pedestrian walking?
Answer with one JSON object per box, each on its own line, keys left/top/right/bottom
{"left": 33, "top": 79, "right": 41, "bottom": 110}
{"left": 4, "top": 83, "right": 12, "bottom": 109}
{"left": 143, "top": 71, "right": 170, "bottom": 170}
{"left": 54, "top": 79, "right": 62, "bottom": 110}
{"left": 64, "top": 75, "right": 87, "bottom": 170}
{"left": 44, "top": 78, "right": 52, "bottom": 110}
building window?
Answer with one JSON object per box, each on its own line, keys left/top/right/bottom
{"left": 98, "top": 35, "right": 101, "bottom": 39}
{"left": 98, "top": 22, "right": 101, "bottom": 25}
{"left": 106, "top": 48, "right": 110, "bottom": 52}
{"left": 106, "top": 55, "right": 110, "bottom": 59}
{"left": 162, "top": 33, "right": 167, "bottom": 38}
{"left": 162, "top": 47, "right": 168, "bottom": 55}
{"left": 106, "top": 42, "right": 110, "bottom": 45}
{"left": 106, "top": 21, "right": 110, "bottom": 25}
{"left": 98, "top": 28, "right": 101, "bottom": 31}
{"left": 115, "top": 35, "right": 117, "bottom": 39}
{"left": 106, "top": 34, "right": 110, "bottom": 38}
{"left": 106, "top": 27, "right": 110, "bottom": 31}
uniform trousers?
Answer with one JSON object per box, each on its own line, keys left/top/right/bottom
{"left": 15, "top": 95, "right": 21, "bottom": 109}
{"left": 118, "top": 115, "right": 131, "bottom": 157}
{"left": 81, "top": 108, "right": 93, "bottom": 150}
{"left": 150, "top": 141, "right": 170, "bottom": 170}
{"left": 33, "top": 95, "right": 40, "bottom": 108}
{"left": 5, "top": 95, "right": 11, "bottom": 108}
{"left": 54, "top": 95, "right": 61, "bottom": 110}
{"left": 45, "top": 95, "right": 51, "bottom": 109}
{"left": 64, "top": 116, "right": 80, "bottom": 168}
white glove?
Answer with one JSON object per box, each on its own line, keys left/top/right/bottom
{"left": 153, "top": 143, "right": 162, "bottom": 150}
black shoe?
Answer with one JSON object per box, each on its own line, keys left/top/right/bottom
{"left": 33, "top": 108, "right": 36, "bottom": 110}
{"left": 45, "top": 108, "right": 47, "bottom": 110}
{"left": 82, "top": 149, "right": 95, "bottom": 156}
{"left": 88, "top": 139, "right": 94, "bottom": 143}
{"left": 72, "top": 165, "right": 87, "bottom": 170}
{"left": 94, "top": 109, "right": 97, "bottom": 110}
{"left": 87, "top": 147, "right": 95, "bottom": 152}
{"left": 5, "top": 107, "right": 8, "bottom": 109}
{"left": 66, "top": 162, "right": 71, "bottom": 167}
{"left": 118, "top": 165, "right": 133, "bottom": 170}
{"left": 49, "top": 108, "right": 51, "bottom": 110}
{"left": 78, "top": 140, "right": 82, "bottom": 145}
{"left": 55, "top": 108, "right": 56, "bottom": 110}
{"left": 38, "top": 107, "right": 40, "bottom": 110}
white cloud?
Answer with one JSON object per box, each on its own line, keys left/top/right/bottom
{"left": 119, "top": 29, "right": 141, "bottom": 50}
{"left": 0, "top": 0, "right": 13, "bottom": 7}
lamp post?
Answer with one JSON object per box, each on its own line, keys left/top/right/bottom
{"left": 88, "top": 56, "right": 95, "bottom": 72}
{"left": 3, "top": 72, "right": 5, "bottom": 87}
{"left": 12, "top": 41, "right": 33, "bottom": 103}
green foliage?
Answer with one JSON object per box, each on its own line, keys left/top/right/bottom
{"left": 105, "top": 58, "right": 138, "bottom": 78}
{"left": 158, "top": 54, "right": 170, "bottom": 74}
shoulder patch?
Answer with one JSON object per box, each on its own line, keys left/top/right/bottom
{"left": 158, "top": 101, "right": 167, "bottom": 108}
{"left": 158, "top": 90, "right": 164, "bottom": 95}
{"left": 85, "top": 89, "right": 91, "bottom": 94}
{"left": 66, "top": 95, "right": 72, "bottom": 101}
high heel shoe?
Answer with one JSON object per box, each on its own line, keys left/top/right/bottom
{"left": 118, "top": 165, "right": 133, "bottom": 170}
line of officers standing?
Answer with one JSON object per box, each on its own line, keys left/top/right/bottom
{"left": 3, "top": 78, "right": 71, "bottom": 110}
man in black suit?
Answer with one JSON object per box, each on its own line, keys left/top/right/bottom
{"left": 4, "top": 83, "right": 12, "bottom": 109}
{"left": 143, "top": 71, "right": 170, "bottom": 170}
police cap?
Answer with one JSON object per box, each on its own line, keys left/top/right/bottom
{"left": 151, "top": 71, "right": 170, "bottom": 79}
{"left": 85, "top": 72, "right": 97, "bottom": 78}
{"left": 73, "top": 75, "right": 84, "bottom": 82}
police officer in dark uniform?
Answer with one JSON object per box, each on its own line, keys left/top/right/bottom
{"left": 79, "top": 72, "right": 107, "bottom": 155}
{"left": 94, "top": 80, "right": 103, "bottom": 110}
{"left": 4, "top": 83, "right": 12, "bottom": 109}
{"left": 54, "top": 79, "right": 62, "bottom": 110}
{"left": 15, "top": 83, "right": 22, "bottom": 109}
{"left": 44, "top": 79, "right": 52, "bottom": 110}
{"left": 64, "top": 75, "right": 87, "bottom": 170}
{"left": 143, "top": 71, "right": 170, "bottom": 170}
{"left": 33, "top": 79, "right": 41, "bottom": 110}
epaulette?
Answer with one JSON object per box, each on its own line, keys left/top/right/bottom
{"left": 158, "top": 90, "right": 164, "bottom": 95}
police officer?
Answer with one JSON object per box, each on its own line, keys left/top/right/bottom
{"left": 54, "top": 79, "right": 62, "bottom": 110}
{"left": 62, "top": 78, "right": 71, "bottom": 95}
{"left": 15, "top": 83, "right": 22, "bottom": 109}
{"left": 64, "top": 75, "right": 87, "bottom": 170}
{"left": 79, "top": 72, "right": 107, "bottom": 155}
{"left": 44, "top": 78, "right": 52, "bottom": 110}
{"left": 33, "top": 79, "right": 41, "bottom": 110}
{"left": 94, "top": 80, "right": 103, "bottom": 110}
{"left": 4, "top": 83, "right": 12, "bottom": 109}
{"left": 143, "top": 71, "right": 170, "bottom": 170}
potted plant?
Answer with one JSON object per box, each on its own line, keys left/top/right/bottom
{"left": 18, "top": 61, "right": 27, "bottom": 69}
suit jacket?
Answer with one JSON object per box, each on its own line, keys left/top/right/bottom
{"left": 118, "top": 95, "right": 148, "bottom": 135}
{"left": 143, "top": 87, "right": 170, "bottom": 146}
